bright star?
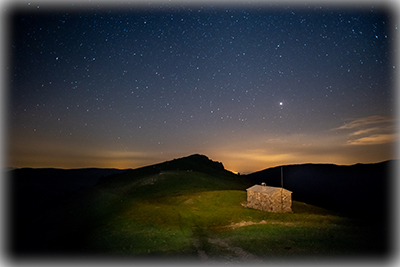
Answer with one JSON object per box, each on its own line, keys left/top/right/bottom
{"left": 280, "top": 102, "right": 283, "bottom": 106}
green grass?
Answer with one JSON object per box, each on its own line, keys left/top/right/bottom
{"left": 60, "top": 170, "right": 386, "bottom": 260}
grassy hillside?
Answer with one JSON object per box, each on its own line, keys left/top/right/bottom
{"left": 10, "top": 155, "right": 390, "bottom": 262}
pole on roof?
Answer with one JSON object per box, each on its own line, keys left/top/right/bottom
{"left": 280, "top": 167, "right": 284, "bottom": 211}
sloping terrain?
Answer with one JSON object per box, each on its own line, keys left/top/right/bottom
{"left": 8, "top": 155, "right": 391, "bottom": 262}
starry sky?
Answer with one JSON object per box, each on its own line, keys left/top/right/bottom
{"left": 5, "top": 1, "right": 398, "bottom": 173}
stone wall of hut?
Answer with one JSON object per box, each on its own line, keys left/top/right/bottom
{"left": 246, "top": 189, "right": 292, "bottom": 213}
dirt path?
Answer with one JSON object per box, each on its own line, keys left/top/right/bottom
{"left": 192, "top": 238, "right": 209, "bottom": 260}
{"left": 207, "top": 237, "right": 262, "bottom": 262}
{"left": 226, "top": 220, "right": 299, "bottom": 229}
{"left": 191, "top": 220, "right": 302, "bottom": 262}
{"left": 192, "top": 236, "right": 262, "bottom": 262}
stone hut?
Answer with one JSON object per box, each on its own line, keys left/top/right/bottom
{"left": 246, "top": 184, "right": 292, "bottom": 213}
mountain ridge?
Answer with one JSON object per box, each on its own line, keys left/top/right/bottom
{"left": 248, "top": 159, "right": 395, "bottom": 175}
{"left": 9, "top": 155, "right": 395, "bottom": 177}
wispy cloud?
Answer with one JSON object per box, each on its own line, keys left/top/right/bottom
{"left": 335, "top": 115, "right": 394, "bottom": 130}
{"left": 334, "top": 115, "right": 397, "bottom": 146}
{"left": 347, "top": 134, "right": 397, "bottom": 145}
{"left": 349, "top": 127, "right": 380, "bottom": 136}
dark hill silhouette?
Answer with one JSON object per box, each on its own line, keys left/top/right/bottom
{"left": 98, "top": 154, "right": 232, "bottom": 186}
{"left": 245, "top": 160, "right": 396, "bottom": 220}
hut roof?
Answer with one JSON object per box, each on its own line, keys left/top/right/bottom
{"left": 246, "top": 185, "right": 292, "bottom": 194}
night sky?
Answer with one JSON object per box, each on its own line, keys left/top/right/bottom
{"left": 5, "top": 1, "right": 398, "bottom": 173}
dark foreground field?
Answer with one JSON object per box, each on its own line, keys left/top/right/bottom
{"left": 7, "top": 155, "right": 394, "bottom": 264}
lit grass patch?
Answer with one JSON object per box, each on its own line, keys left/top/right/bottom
{"left": 84, "top": 188, "right": 348, "bottom": 257}
{"left": 69, "top": 170, "right": 385, "bottom": 259}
